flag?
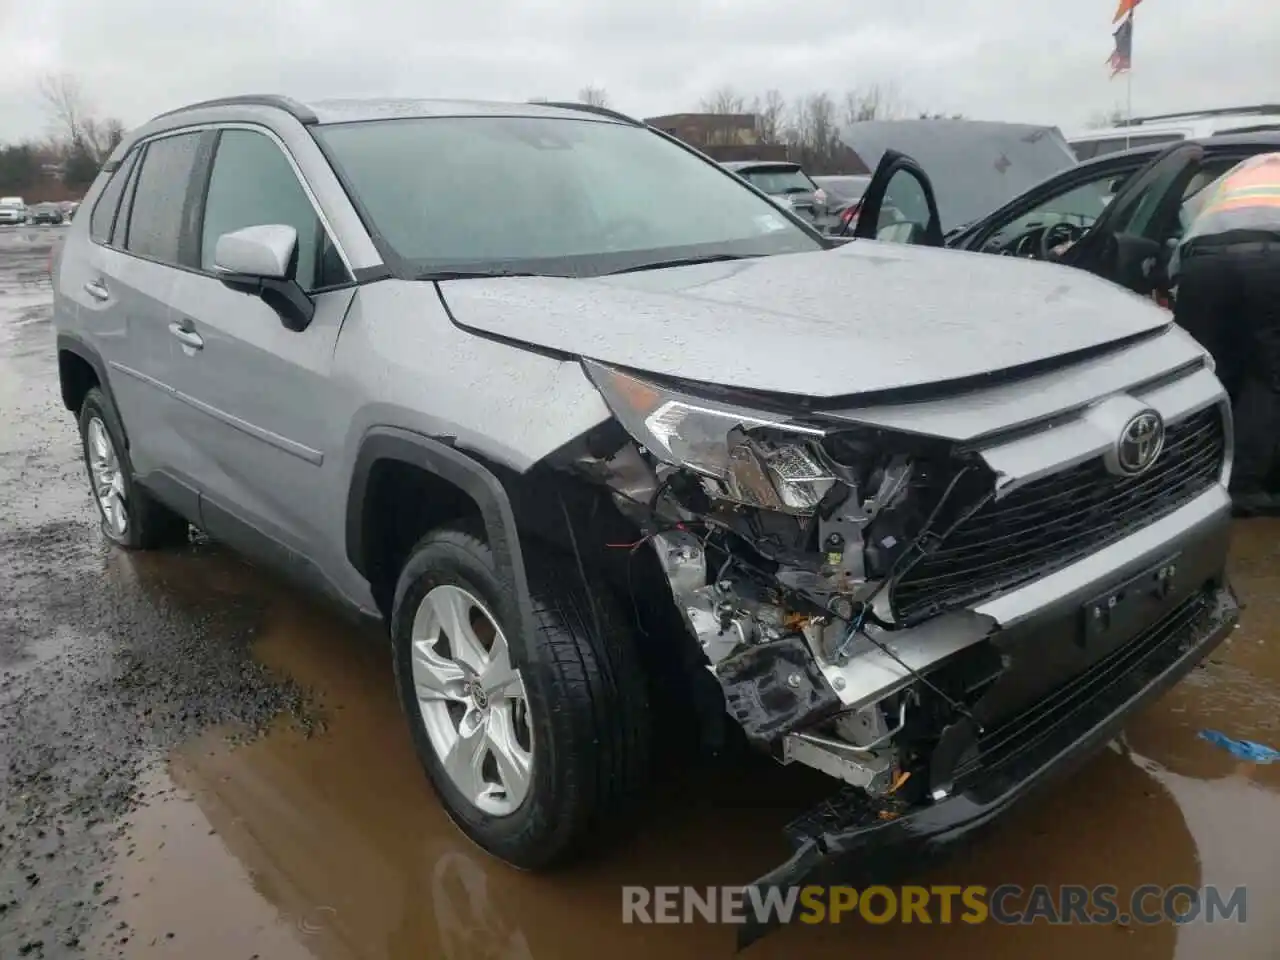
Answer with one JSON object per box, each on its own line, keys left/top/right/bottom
{"left": 1108, "top": 14, "right": 1133, "bottom": 76}
{"left": 1113, "top": 0, "right": 1145, "bottom": 23}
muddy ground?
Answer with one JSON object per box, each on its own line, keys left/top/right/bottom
{"left": 2, "top": 226, "right": 1279, "bottom": 959}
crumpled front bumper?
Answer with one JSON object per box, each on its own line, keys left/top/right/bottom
{"left": 738, "top": 583, "right": 1239, "bottom": 949}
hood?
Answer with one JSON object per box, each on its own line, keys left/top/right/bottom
{"left": 836, "top": 120, "right": 1077, "bottom": 234}
{"left": 438, "top": 242, "right": 1171, "bottom": 400}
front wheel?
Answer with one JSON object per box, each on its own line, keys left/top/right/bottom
{"left": 390, "top": 524, "right": 650, "bottom": 869}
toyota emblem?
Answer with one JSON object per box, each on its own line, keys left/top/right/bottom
{"left": 1115, "top": 410, "right": 1165, "bottom": 476}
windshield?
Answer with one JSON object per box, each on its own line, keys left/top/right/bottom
{"left": 315, "top": 116, "right": 822, "bottom": 277}
{"left": 739, "top": 167, "right": 815, "bottom": 195}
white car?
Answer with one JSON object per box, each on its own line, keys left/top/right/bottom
{"left": 0, "top": 198, "right": 28, "bottom": 225}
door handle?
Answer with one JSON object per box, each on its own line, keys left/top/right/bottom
{"left": 84, "top": 279, "right": 110, "bottom": 302}
{"left": 168, "top": 321, "right": 204, "bottom": 351}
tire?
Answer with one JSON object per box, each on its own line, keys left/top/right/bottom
{"left": 78, "top": 387, "right": 189, "bottom": 550}
{"left": 390, "top": 523, "right": 650, "bottom": 869}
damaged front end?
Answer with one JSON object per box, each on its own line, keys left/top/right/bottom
{"left": 565, "top": 356, "right": 1237, "bottom": 944}
{"left": 576, "top": 360, "right": 1006, "bottom": 804}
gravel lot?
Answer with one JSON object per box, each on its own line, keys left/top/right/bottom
{"left": 2, "top": 224, "right": 1279, "bottom": 960}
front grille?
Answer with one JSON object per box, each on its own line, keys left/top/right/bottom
{"left": 892, "top": 405, "right": 1226, "bottom": 621}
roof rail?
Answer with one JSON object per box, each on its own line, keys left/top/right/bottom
{"left": 152, "top": 94, "right": 318, "bottom": 125}
{"left": 1120, "top": 104, "right": 1280, "bottom": 127}
{"left": 533, "top": 100, "right": 642, "bottom": 126}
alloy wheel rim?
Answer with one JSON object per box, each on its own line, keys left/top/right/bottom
{"left": 86, "top": 417, "right": 129, "bottom": 538}
{"left": 411, "top": 585, "right": 534, "bottom": 816}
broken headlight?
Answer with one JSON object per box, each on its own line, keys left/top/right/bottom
{"left": 584, "top": 361, "right": 837, "bottom": 514}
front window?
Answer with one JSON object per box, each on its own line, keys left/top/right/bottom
{"left": 314, "top": 116, "right": 822, "bottom": 278}
{"left": 200, "top": 130, "right": 349, "bottom": 291}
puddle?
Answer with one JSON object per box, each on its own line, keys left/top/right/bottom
{"left": 84, "top": 522, "right": 1280, "bottom": 959}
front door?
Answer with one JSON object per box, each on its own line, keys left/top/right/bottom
{"left": 1059, "top": 142, "right": 1205, "bottom": 295}
{"left": 849, "top": 150, "right": 945, "bottom": 246}
{"left": 162, "top": 127, "right": 355, "bottom": 581}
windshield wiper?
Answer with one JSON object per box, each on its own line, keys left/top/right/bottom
{"left": 606, "top": 253, "right": 759, "bottom": 275}
{"left": 419, "top": 269, "right": 542, "bottom": 280}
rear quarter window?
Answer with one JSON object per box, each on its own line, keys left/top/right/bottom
{"left": 89, "top": 152, "right": 138, "bottom": 244}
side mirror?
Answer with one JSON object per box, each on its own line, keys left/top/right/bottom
{"left": 214, "top": 224, "right": 296, "bottom": 279}
{"left": 213, "top": 224, "right": 315, "bottom": 332}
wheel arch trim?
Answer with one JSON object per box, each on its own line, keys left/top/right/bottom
{"left": 346, "top": 426, "right": 537, "bottom": 643}
{"left": 56, "top": 333, "right": 129, "bottom": 447}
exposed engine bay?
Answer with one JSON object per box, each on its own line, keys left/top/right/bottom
{"left": 565, "top": 363, "right": 1016, "bottom": 808}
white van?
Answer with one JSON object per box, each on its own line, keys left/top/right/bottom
{"left": 1065, "top": 104, "right": 1280, "bottom": 161}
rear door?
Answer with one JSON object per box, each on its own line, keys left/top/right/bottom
{"left": 162, "top": 126, "right": 355, "bottom": 582}
{"left": 1059, "top": 142, "right": 1204, "bottom": 295}
{"left": 75, "top": 131, "right": 208, "bottom": 519}
{"left": 847, "top": 150, "right": 944, "bottom": 246}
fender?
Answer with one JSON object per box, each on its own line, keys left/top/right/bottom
{"left": 345, "top": 426, "right": 536, "bottom": 643}
{"left": 56, "top": 332, "right": 129, "bottom": 446}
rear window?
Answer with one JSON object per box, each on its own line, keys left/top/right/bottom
{"left": 90, "top": 152, "right": 137, "bottom": 244}
{"left": 125, "top": 132, "right": 202, "bottom": 265}
{"left": 740, "top": 167, "right": 815, "bottom": 195}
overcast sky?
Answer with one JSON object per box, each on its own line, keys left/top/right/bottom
{"left": 1, "top": 0, "right": 1277, "bottom": 143}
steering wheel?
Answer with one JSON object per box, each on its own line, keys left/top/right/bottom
{"left": 1040, "top": 221, "right": 1084, "bottom": 261}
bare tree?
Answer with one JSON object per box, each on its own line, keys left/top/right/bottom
{"left": 782, "top": 92, "right": 846, "bottom": 171}
{"left": 84, "top": 117, "right": 125, "bottom": 159}
{"left": 577, "top": 86, "right": 609, "bottom": 107}
{"left": 38, "top": 73, "right": 89, "bottom": 144}
{"left": 699, "top": 86, "right": 747, "bottom": 115}
{"left": 37, "top": 72, "right": 125, "bottom": 163}
{"left": 806, "top": 92, "right": 839, "bottom": 153}
{"left": 842, "top": 83, "right": 905, "bottom": 125}
{"left": 691, "top": 82, "right": 954, "bottom": 172}
{"left": 751, "top": 89, "right": 788, "bottom": 145}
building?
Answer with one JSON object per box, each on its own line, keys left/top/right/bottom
{"left": 643, "top": 112, "right": 789, "bottom": 162}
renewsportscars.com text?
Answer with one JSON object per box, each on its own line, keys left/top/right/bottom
{"left": 621, "top": 884, "right": 1247, "bottom": 926}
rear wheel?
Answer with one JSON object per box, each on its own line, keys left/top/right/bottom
{"left": 78, "top": 387, "right": 189, "bottom": 549}
{"left": 391, "top": 524, "right": 650, "bottom": 868}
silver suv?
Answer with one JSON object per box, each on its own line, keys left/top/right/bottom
{"left": 51, "top": 94, "right": 1239, "bottom": 913}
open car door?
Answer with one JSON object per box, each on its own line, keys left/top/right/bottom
{"left": 847, "top": 149, "right": 945, "bottom": 246}
{"left": 1059, "top": 141, "right": 1205, "bottom": 297}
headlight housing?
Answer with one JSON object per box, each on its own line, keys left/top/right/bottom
{"left": 584, "top": 361, "right": 838, "bottom": 514}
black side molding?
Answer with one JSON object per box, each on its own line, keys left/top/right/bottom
{"left": 55, "top": 333, "right": 128, "bottom": 446}
{"left": 352, "top": 264, "right": 393, "bottom": 284}
{"left": 345, "top": 427, "right": 536, "bottom": 643}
